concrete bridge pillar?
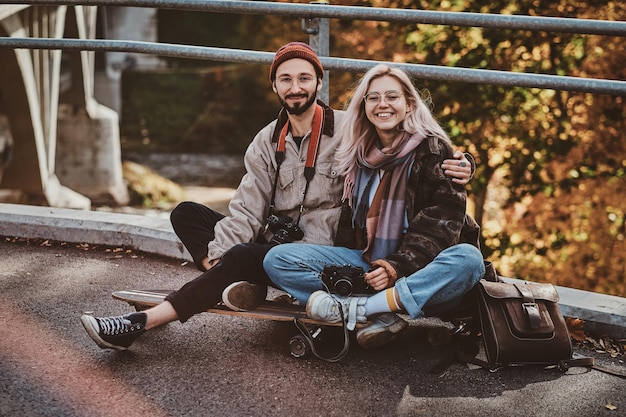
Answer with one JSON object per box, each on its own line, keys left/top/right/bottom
{"left": 54, "top": 6, "right": 129, "bottom": 206}
{"left": 56, "top": 102, "right": 128, "bottom": 205}
{"left": 0, "top": 5, "right": 129, "bottom": 209}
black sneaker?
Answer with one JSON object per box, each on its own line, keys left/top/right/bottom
{"left": 80, "top": 312, "right": 147, "bottom": 350}
{"left": 222, "top": 281, "right": 267, "bottom": 311}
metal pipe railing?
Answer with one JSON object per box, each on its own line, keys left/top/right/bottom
{"left": 4, "top": 0, "right": 626, "bottom": 36}
{"left": 0, "top": 37, "right": 624, "bottom": 96}
{"left": 1, "top": 1, "right": 624, "bottom": 96}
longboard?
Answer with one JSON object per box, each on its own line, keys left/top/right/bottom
{"left": 111, "top": 289, "right": 361, "bottom": 359}
{"left": 111, "top": 289, "right": 352, "bottom": 326}
{"left": 111, "top": 289, "right": 466, "bottom": 358}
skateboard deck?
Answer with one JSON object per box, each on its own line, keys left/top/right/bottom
{"left": 112, "top": 289, "right": 345, "bottom": 327}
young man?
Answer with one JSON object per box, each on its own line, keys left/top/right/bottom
{"left": 81, "top": 42, "right": 472, "bottom": 351}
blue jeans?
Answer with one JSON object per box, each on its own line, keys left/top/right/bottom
{"left": 263, "top": 243, "right": 485, "bottom": 319}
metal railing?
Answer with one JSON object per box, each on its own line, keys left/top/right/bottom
{"left": 1, "top": 0, "right": 625, "bottom": 98}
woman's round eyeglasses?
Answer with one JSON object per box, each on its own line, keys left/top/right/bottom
{"left": 363, "top": 91, "right": 403, "bottom": 105}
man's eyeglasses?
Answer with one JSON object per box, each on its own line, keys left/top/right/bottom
{"left": 276, "top": 75, "right": 315, "bottom": 89}
{"left": 363, "top": 91, "right": 403, "bottom": 105}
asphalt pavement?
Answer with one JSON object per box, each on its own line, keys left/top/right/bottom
{"left": 1, "top": 234, "right": 625, "bottom": 416}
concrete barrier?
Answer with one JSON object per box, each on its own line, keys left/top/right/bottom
{"left": 0, "top": 203, "right": 191, "bottom": 262}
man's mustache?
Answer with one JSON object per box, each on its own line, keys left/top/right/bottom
{"left": 285, "top": 93, "right": 308, "bottom": 100}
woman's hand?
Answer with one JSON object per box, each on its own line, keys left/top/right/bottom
{"left": 365, "top": 266, "right": 391, "bottom": 291}
{"left": 442, "top": 150, "right": 474, "bottom": 185}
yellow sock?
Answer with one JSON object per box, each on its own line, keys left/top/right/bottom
{"left": 385, "top": 288, "right": 402, "bottom": 312}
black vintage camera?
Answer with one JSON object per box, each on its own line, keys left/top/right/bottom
{"left": 320, "top": 264, "right": 375, "bottom": 296}
{"left": 266, "top": 214, "right": 304, "bottom": 245}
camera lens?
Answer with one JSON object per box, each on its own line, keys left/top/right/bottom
{"left": 334, "top": 278, "right": 353, "bottom": 296}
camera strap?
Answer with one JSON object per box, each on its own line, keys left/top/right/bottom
{"left": 268, "top": 104, "right": 324, "bottom": 223}
{"left": 293, "top": 312, "right": 351, "bottom": 363}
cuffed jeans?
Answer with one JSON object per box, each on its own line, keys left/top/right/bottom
{"left": 263, "top": 243, "right": 485, "bottom": 319}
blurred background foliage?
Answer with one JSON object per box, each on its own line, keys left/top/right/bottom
{"left": 120, "top": 0, "right": 625, "bottom": 296}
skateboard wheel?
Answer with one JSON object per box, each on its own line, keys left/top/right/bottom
{"left": 289, "top": 335, "right": 310, "bottom": 358}
{"left": 427, "top": 328, "right": 452, "bottom": 347}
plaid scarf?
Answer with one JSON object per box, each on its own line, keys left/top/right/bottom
{"left": 343, "top": 132, "right": 425, "bottom": 262}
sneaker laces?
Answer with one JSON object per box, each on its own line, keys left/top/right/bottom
{"left": 97, "top": 316, "right": 141, "bottom": 336}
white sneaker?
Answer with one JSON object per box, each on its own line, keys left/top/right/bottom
{"left": 306, "top": 290, "right": 368, "bottom": 330}
{"left": 356, "top": 313, "right": 408, "bottom": 349}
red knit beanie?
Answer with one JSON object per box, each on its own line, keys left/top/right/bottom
{"left": 269, "top": 42, "right": 324, "bottom": 81}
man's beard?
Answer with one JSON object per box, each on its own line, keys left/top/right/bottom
{"left": 279, "top": 91, "right": 317, "bottom": 115}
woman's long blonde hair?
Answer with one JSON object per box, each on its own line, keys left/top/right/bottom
{"left": 335, "top": 64, "right": 450, "bottom": 175}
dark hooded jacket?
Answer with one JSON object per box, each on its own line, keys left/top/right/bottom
{"left": 335, "top": 135, "right": 482, "bottom": 281}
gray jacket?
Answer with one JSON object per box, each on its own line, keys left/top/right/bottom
{"left": 208, "top": 102, "right": 344, "bottom": 261}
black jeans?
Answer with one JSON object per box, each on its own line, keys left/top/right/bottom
{"left": 170, "top": 201, "right": 226, "bottom": 271}
{"left": 165, "top": 242, "right": 274, "bottom": 322}
{"left": 170, "top": 201, "right": 267, "bottom": 271}
{"left": 168, "top": 201, "right": 274, "bottom": 322}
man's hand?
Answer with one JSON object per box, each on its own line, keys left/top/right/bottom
{"left": 202, "top": 257, "right": 220, "bottom": 271}
{"left": 442, "top": 150, "right": 474, "bottom": 185}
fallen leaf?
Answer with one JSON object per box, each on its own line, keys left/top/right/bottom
{"left": 605, "top": 403, "right": 617, "bottom": 411}
{"left": 566, "top": 317, "right": 587, "bottom": 341}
